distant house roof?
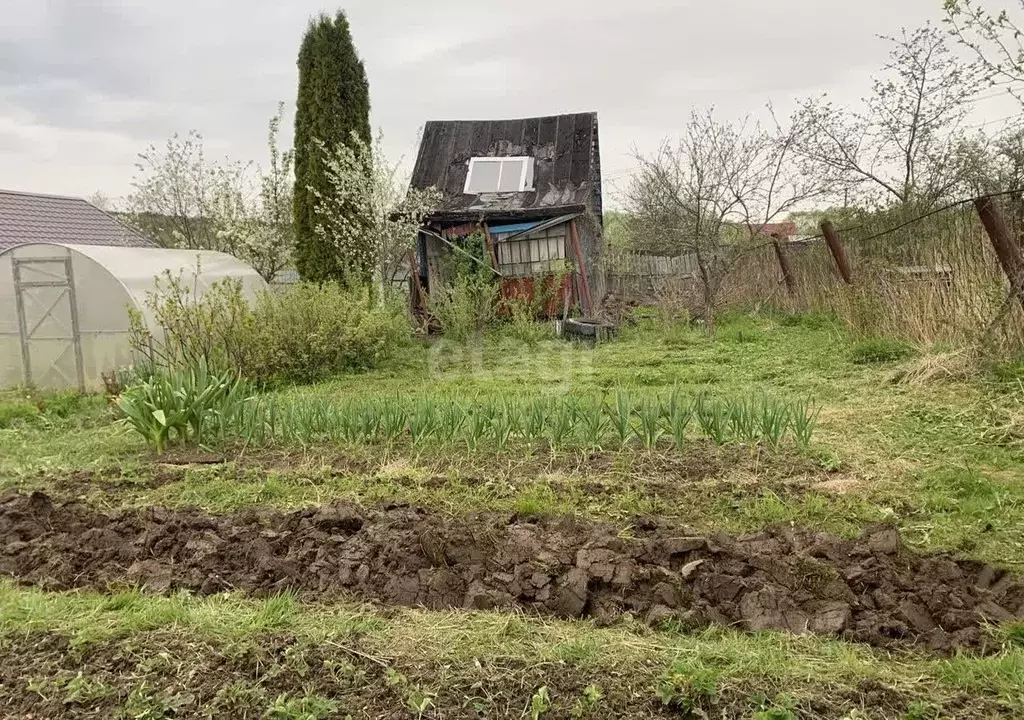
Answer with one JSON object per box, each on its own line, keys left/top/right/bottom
{"left": 410, "top": 113, "right": 602, "bottom": 222}
{"left": 0, "top": 189, "right": 158, "bottom": 251}
{"left": 749, "top": 222, "right": 799, "bottom": 239}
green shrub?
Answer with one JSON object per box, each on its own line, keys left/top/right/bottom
{"left": 427, "top": 233, "right": 499, "bottom": 342}
{"left": 500, "top": 298, "right": 555, "bottom": 346}
{"left": 240, "top": 283, "right": 409, "bottom": 383}
{"left": 429, "top": 273, "right": 498, "bottom": 342}
{"left": 36, "top": 390, "right": 85, "bottom": 418}
{"left": 850, "top": 338, "right": 916, "bottom": 364}
{"left": 130, "top": 271, "right": 409, "bottom": 385}
{"left": 778, "top": 312, "right": 835, "bottom": 330}
{"left": 0, "top": 399, "right": 39, "bottom": 428}
{"left": 129, "top": 271, "right": 250, "bottom": 371}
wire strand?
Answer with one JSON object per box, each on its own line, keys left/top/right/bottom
{"left": 798, "top": 188, "right": 1024, "bottom": 244}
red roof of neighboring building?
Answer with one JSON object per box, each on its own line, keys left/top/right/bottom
{"left": 749, "top": 222, "right": 798, "bottom": 238}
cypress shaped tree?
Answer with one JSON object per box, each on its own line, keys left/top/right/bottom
{"left": 293, "top": 10, "right": 372, "bottom": 283}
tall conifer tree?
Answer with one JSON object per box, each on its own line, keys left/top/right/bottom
{"left": 293, "top": 10, "right": 371, "bottom": 282}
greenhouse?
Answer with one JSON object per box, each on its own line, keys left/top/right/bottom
{"left": 0, "top": 243, "right": 266, "bottom": 391}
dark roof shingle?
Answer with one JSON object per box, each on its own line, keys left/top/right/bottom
{"left": 410, "top": 113, "right": 602, "bottom": 221}
{"left": 0, "top": 189, "right": 158, "bottom": 251}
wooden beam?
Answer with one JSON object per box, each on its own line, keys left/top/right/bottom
{"left": 407, "top": 250, "right": 426, "bottom": 313}
{"left": 481, "top": 222, "right": 500, "bottom": 271}
{"left": 820, "top": 219, "right": 853, "bottom": 284}
{"left": 975, "top": 196, "right": 1024, "bottom": 307}
{"left": 771, "top": 233, "right": 796, "bottom": 296}
{"left": 568, "top": 219, "right": 594, "bottom": 315}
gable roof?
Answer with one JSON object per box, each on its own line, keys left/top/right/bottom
{"left": 0, "top": 189, "right": 158, "bottom": 251}
{"left": 410, "top": 112, "right": 602, "bottom": 221}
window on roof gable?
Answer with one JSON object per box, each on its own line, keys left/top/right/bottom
{"left": 464, "top": 157, "right": 535, "bottom": 194}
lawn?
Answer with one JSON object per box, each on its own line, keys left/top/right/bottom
{"left": 1, "top": 312, "right": 1022, "bottom": 718}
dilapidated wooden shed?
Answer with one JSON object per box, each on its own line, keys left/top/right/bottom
{"left": 409, "top": 112, "right": 604, "bottom": 315}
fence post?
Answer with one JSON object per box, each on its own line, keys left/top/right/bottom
{"left": 820, "top": 219, "right": 853, "bottom": 284}
{"left": 771, "top": 233, "right": 796, "bottom": 296}
{"left": 974, "top": 196, "right": 1024, "bottom": 307}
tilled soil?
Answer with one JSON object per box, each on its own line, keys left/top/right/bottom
{"left": 1, "top": 490, "right": 1022, "bottom": 653}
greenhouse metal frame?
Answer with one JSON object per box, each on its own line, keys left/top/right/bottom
{"left": 0, "top": 243, "right": 266, "bottom": 392}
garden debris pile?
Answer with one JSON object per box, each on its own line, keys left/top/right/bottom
{"left": 2, "top": 491, "right": 1021, "bottom": 653}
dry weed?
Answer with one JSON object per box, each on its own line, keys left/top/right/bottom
{"left": 890, "top": 348, "right": 979, "bottom": 386}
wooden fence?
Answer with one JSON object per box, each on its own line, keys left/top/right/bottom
{"left": 600, "top": 249, "right": 699, "bottom": 298}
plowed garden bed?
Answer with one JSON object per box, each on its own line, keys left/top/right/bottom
{"left": 2, "top": 490, "right": 1021, "bottom": 654}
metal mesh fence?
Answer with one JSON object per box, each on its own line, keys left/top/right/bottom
{"left": 724, "top": 196, "right": 1024, "bottom": 348}
{"left": 604, "top": 194, "right": 1024, "bottom": 350}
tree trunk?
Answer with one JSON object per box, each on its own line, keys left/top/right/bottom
{"left": 696, "top": 254, "right": 716, "bottom": 336}
{"left": 703, "top": 291, "right": 716, "bottom": 335}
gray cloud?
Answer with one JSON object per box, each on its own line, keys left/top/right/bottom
{"left": 0, "top": 0, "right": 981, "bottom": 202}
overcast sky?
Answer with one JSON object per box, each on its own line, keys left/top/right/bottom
{"left": 1, "top": 0, "right": 1018, "bottom": 206}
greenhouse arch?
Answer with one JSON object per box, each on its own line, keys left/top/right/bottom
{"left": 0, "top": 243, "right": 266, "bottom": 391}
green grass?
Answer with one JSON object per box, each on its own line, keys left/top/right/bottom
{"left": 850, "top": 337, "right": 917, "bottom": 364}
{"left": 0, "top": 580, "right": 1021, "bottom": 717}
{"left": 1, "top": 315, "right": 1022, "bottom": 566}
{"left": 1, "top": 315, "right": 1023, "bottom": 716}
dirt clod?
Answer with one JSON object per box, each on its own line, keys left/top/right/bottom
{"left": 865, "top": 525, "right": 902, "bottom": 555}
{"left": 1, "top": 491, "right": 1022, "bottom": 653}
{"left": 898, "top": 600, "right": 937, "bottom": 633}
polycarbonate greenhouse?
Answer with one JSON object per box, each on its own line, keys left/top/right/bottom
{"left": 0, "top": 243, "right": 266, "bottom": 391}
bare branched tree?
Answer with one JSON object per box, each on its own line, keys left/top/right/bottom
{"left": 945, "top": 0, "right": 1024, "bottom": 98}
{"left": 945, "top": 2, "right": 1024, "bottom": 224}
{"left": 126, "top": 130, "right": 220, "bottom": 251}
{"left": 792, "top": 24, "right": 982, "bottom": 208}
{"left": 125, "top": 105, "right": 295, "bottom": 282}
{"left": 956, "top": 128, "right": 1024, "bottom": 230}
{"left": 626, "top": 108, "right": 822, "bottom": 332}
{"left": 211, "top": 104, "right": 295, "bottom": 283}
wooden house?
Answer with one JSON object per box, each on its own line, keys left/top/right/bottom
{"left": 409, "top": 112, "right": 604, "bottom": 315}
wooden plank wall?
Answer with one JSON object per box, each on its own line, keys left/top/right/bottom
{"left": 600, "top": 250, "right": 700, "bottom": 298}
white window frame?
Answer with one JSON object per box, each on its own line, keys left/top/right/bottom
{"left": 464, "top": 156, "right": 535, "bottom": 194}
